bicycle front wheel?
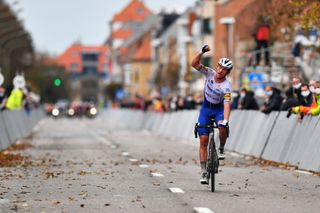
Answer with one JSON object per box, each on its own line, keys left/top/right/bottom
{"left": 209, "top": 138, "right": 216, "bottom": 192}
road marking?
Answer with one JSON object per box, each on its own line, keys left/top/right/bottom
{"left": 193, "top": 207, "right": 214, "bottom": 213}
{"left": 86, "top": 129, "right": 112, "bottom": 146}
{"left": 95, "top": 135, "right": 111, "bottom": 146}
{"left": 121, "top": 152, "right": 130, "bottom": 156}
{"left": 129, "top": 159, "right": 138, "bottom": 162}
{"left": 0, "top": 199, "right": 10, "bottom": 204}
{"left": 152, "top": 172, "right": 164, "bottom": 177}
{"left": 110, "top": 145, "right": 117, "bottom": 149}
{"left": 294, "top": 170, "right": 313, "bottom": 175}
{"left": 139, "top": 164, "right": 149, "bottom": 168}
{"left": 169, "top": 188, "right": 185, "bottom": 193}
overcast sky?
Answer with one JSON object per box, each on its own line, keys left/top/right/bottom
{"left": 4, "top": 0, "right": 197, "bottom": 56}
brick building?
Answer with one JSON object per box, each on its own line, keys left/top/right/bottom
{"left": 56, "top": 43, "right": 111, "bottom": 102}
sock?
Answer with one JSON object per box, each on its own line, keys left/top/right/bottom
{"left": 219, "top": 146, "right": 224, "bottom": 153}
{"left": 200, "top": 161, "right": 207, "bottom": 173}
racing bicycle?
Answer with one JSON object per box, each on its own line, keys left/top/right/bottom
{"left": 194, "top": 117, "right": 220, "bottom": 192}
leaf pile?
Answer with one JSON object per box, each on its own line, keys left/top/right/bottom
{"left": 0, "top": 151, "right": 31, "bottom": 167}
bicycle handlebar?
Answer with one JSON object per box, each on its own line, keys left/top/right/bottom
{"left": 194, "top": 121, "right": 229, "bottom": 138}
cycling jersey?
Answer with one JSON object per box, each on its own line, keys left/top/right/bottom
{"left": 198, "top": 65, "right": 232, "bottom": 104}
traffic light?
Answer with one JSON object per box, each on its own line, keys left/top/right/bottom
{"left": 53, "top": 78, "right": 62, "bottom": 87}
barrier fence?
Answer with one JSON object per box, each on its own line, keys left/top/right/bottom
{"left": 0, "top": 109, "right": 44, "bottom": 150}
{"left": 102, "top": 109, "right": 320, "bottom": 172}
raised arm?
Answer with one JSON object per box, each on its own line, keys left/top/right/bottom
{"left": 191, "top": 44, "right": 210, "bottom": 70}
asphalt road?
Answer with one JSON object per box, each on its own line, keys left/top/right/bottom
{"left": 0, "top": 115, "right": 319, "bottom": 213}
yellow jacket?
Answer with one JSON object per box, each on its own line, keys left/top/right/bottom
{"left": 6, "top": 88, "right": 23, "bottom": 110}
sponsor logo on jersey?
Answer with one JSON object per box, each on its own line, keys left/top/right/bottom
{"left": 202, "top": 66, "right": 209, "bottom": 72}
{"left": 224, "top": 93, "right": 231, "bottom": 101}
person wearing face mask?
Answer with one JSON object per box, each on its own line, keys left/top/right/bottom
{"left": 239, "top": 89, "right": 259, "bottom": 110}
{"left": 237, "top": 88, "right": 247, "bottom": 109}
{"left": 287, "top": 83, "right": 315, "bottom": 118}
{"left": 261, "top": 86, "right": 283, "bottom": 114}
{"left": 306, "top": 81, "right": 320, "bottom": 116}
{"left": 309, "top": 79, "right": 316, "bottom": 94}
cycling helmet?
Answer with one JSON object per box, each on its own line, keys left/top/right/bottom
{"left": 218, "top": 58, "right": 233, "bottom": 71}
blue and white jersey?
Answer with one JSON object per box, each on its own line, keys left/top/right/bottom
{"left": 197, "top": 65, "right": 232, "bottom": 104}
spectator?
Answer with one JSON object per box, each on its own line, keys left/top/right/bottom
{"left": 184, "top": 94, "right": 196, "bottom": 110}
{"left": 231, "top": 90, "right": 240, "bottom": 110}
{"left": 5, "top": 86, "right": 24, "bottom": 110}
{"left": 255, "top": 22, "right": 270, "bottom": 66}
{"left": 176, "top": 96, "right": 184, "bottom": 110}
{"left": 0, "top": 87, "right": 6, "bottom": 110}
{"left": 287, "top": 83, "right": 316, "bottom": 118}
{"left": 260, "top": 86, "right": 283, "bottom": 114}
{"left": 169, "top": 95, "right": 178, "bottom": 111}
{"left": 152, "top": 97, "right": 164, "bottom": 113}
{"left": 240, "top": 90, "right": 259, "bottom": 110}
{"left": 237, "top": 88, "right": 247, "bottom": 109}
{"left": 132, "top": 94, "right": 144, "bottom": 110}
{"left": 309, "top": 79, "right": 316, "bottom": 94}
{"left": 292, "top": 76, "right": 304, "bottom": 104}
{"left": 291, "top": 30, "right": 311, "bottom": 57}
{"left": 306, "top": 81, "right": 320, "bottom": 116}
{"left": 280, "top": 87, "right": 299, "bottom": 111}
{"left": 297, "top": 83, "right": 313, "bottom": 107}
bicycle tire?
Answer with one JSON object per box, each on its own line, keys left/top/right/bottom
{"left": 208, "top": 135, "right": 216, "bottom": 192}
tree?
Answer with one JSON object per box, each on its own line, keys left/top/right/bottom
{"left": 267, "top": 0, "right": 320, "bottom": 31}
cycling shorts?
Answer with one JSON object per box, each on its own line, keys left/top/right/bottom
{"left": 197, "top": 102, "right": 224, "bottom": 136}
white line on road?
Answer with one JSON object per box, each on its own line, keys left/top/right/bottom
{"left": 152, "top": 172, "right": 164, "bottom": 177}
{"left": 85, "top": 128, "right": 112, "bottom": 146}
{"left": 129, "top": 159, "right": 139, "bottom": 162}
{"left": 121, "top": 152, "right": 130, "bottom": 156}
{"left": 139, "top": 164, "right": 149, "bottom": 168}
{"left": 193, "top": 207, "right": 214, "bottom": 213}
{"left": 294, "top": 170, "right": 313, "bottom": 175}
{"left": 95, "top": 135, "right": 111, "bottom": 146}
{"left": 169, "top": 188, "right": 185, "bottom": 193}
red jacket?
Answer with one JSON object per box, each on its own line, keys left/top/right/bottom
{"left": 256, "top": 26, "right": 270, "bottom": 41}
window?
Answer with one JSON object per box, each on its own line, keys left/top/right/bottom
{"left": 202, "top": 18, "right": 212, "bottom": 34}
{"left": 71, "top": 63, "right": 78, "bottom": 71}
{"left": 202, "top": 57, "right": 211, "bottom": 67}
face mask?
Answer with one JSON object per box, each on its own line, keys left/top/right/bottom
{"left": 293, "top": 83, "right": 301, "bottom": 89}
{"left": 309, "top": 86, "right": 315, "bottom": 93}
{"left": 315, "top": 88, "right": 320, "bottom": 94}
{"left": 240, "top": 93, "right": 245, "bottom": 98}
{"left": 301, "top": 91, "right": 310, "bottom": 97}
{"left": 0, "top": 93, "right": 3, "bottom": 96}
{"left": 266, "top": 91, "right": 273, "bottom": 96}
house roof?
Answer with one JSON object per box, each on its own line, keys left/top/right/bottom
{"left": 111, "top": 29, "right": 133, "bottom": 39}
{"left": 112, "top": 0, "right": 152, "bottom": 23}
{"left": 132, "top": 37, "right": 151, "bottom": 61}
{"left": 56, "top": 43, "right": 110, "bottom": 73}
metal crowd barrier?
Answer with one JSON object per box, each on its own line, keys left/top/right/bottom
{"left": 0, "top": 108, "right": 44, "bottom": 150}
{"left": 102, "top": 109, "right": 320, "bottom": 172}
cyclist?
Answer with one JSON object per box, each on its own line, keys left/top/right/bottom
{"left": 191, "top": 44, "right": 232, "bottom": 184}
